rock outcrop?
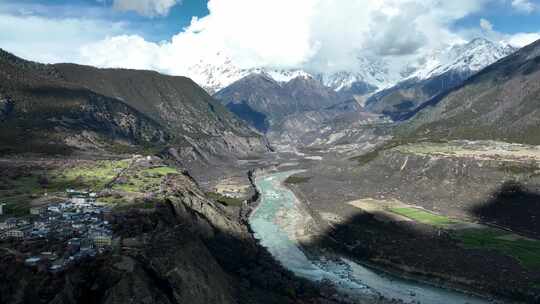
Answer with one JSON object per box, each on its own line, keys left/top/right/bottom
{"left": 0, "top": 170, "right": 330, "bottom": 304}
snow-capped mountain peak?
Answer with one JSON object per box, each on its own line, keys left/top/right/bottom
{"left": 184, "top": 52, "right": 315, "bottom": 94}
{"left": 406, "top": 38, "right": 516, "bottom": 80}
{"left": 184, "top": 54, "right": 249, "bottom": 94}
{"left": 315, "top": 56, "right": 399, "bottom": 92}
{"left": 248, "top": 68, "right": 312, "bottom": 82}
{"left": 183, "top": 38, "right": 516, "bottom": 94}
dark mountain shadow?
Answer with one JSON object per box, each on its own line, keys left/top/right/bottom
{"left": 293, "top": 182, "right": 540, "bottom": 302}
{"left": 468, "top": 181, "right": 540, "bottom": 237}
{"left": 226, "top": 101, "right": 269, "bottom": 133}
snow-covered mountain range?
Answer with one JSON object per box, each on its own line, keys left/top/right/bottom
{"left": 404, "top": 38, "right": 515, "bottom": 80}
{"left": 364, "top": 38, "right": 516, "bottom": 120}
{"left": 184, "top": 54, "right": 311, "bottom": 94}
{"left": 185, "top": 38, "right": 516, "bottom": 95}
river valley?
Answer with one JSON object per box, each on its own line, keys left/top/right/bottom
{"left": 249, "top": 170, "right": 498, "bottom": 304}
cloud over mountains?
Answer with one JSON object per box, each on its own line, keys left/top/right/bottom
{"left": 81, "top": 0, "right": 484, "bottom": 75}
{"left": 1, "top": 0, "right": 539, "bottom": 77}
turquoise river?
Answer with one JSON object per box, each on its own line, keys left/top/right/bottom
{"left": 249, "top": 170, "right": 496, "bottom": 304}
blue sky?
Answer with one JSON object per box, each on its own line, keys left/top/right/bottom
{"left": 1, "top": 0, "right": 539, "bottom": 74}
{"left": 0, "top": 0, "right": 210, "bottom": 42}
{"left": 454, "top": 1, "right": 540, "bottom": 34}
{"left": 4, "top": 0, "right": 539, "bottom": 40}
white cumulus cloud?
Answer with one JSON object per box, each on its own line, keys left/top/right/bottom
{"left": 4, "top": 0, "right": 540, "bottom": 82}
{"left": 511, "top": 0, "right": 536, "bottom": 13}
{"left": 80, "top": 0, "right": 491, "bottom": 76}
{"left": 506, "top": 32, "right": 540, "bottom": 47}
{"left": 480, "top": 18, "right": 493, "bottom": 31}
{"left": 0, "top": 13, "right": 126, "bottom": 63}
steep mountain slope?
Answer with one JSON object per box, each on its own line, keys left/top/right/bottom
{"left": 315, "top": 55, "right": 396, "bottom": 96}
{"left": 267, "top": 99, "right": 388, "bottom": 146}
{"left": 401, "top": 38, "right": 540, "bottom": 144}
{"left": 0, "top": 49, "right": 268, "bottom": 160}
{"left": 366, "top": 38, "right": 515, "bottom": 120}
{"left": 0, "top": 157, "right": 335, "bottom": 304}
{"left": 214, "top": 73, "right": 341, "bottom": 133}
{"left": 0, "top": 50, "right": 168, "bottom": 155}
{"left": 53, "top": 63, "right": 268, "bottom": 160}
{"left": 214, "top": 72, "right": 391, "bottom": 148}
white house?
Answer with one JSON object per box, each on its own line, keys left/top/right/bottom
{"left": 30, "top": 206, "right": 45, "bottom": 215}
{"left": 71, "top": 197, "right": 87, "bottom": 206}
{"left": 47, "top": 206, "right": 61, "bottom": 213}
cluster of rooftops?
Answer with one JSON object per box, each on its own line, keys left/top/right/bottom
{"left": 0, "top": 190, "right": 114, "bottom": 273}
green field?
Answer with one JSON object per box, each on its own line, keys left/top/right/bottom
{"left": 50, "top": 160, "right": 131, "bottom": 190}
{"left": 454, "top": 228, "right": 540, "bottom": 269}
{"left": 0, "top": 160, "right": 180, "bottom": 215}
{"left": 389, "top": 206, "right": 540, "bottom": 269}
{"left": 389, "top": 207, "right": 458, "bottom": 226}
{"left": 206, "top": 192, "right": 244, "bottom": 207}
{"left": 112, "top": 166, "right": 178, "bottom": 193}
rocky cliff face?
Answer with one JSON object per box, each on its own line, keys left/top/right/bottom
{"left": 0, "top": 170, "right": 330, "bottom": 304}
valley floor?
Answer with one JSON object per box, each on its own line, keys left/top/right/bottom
{"left": 0, "top": 153, "right": 342, "bottom": 304}
{"left": 274, "top": 139, "right": 540, "bottom": 303}
{"left": 2, "top": 138, "right": 540, "bottom": 303}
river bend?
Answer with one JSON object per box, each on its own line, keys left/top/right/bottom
{"left": 249, "top": 170, "right": 493, "bottom": 304}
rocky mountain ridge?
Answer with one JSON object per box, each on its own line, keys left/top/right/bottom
{"left": 0, "top": 49, "right": 269, "bottom": 164}
{"left": 401, "top": 38, "right": 540, "bottom": 145}
{"left": 184, "top": 38, "right": 514, "bottom": 98}
{"left": 365, "top": 38, "right": 516, "bottom": 120}
{"left": 214, "top": 73, "right": 342, "bottom": 133}
{"left": 207, "top": 38, "right": 516, "bottom": 149}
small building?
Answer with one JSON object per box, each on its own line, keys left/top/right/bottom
{"left": 40, "top": 251, "right": 58, "bottom": 261}
{"left": 49, "top": 263, "right": 64, "bottom": 273}
{"left": 30, "top": 206, "right": 45, "bottom": 216}
{"left": 31, "top": 227, "right": 49, "bottom": 238}
{"left": 91, "top": 231, "right": 112, "bottom": 248}
{"left": 62, "top": 212, "right": 77, "bottom": 220}
{"left": 66, "top": 189, "right": 95, "bottom": 207}
{"left": 0, "top": 222, "right": 9, "bottom": 231}
{"left": 47, "top": 206, "right": 61, "bottom": 213}
{"left": 6, "top": 229, "right": 25, "bottom": 239}
{"left": 3, "top": 218, "right": 17, "bottom": 229}
{"left": 102, "top": 209, "right": 114, "bottom": 222}
{"left": 67, "top": 189, "right": 89, "bottom": 197}
{"left": 25, "top": 256, "right": 42, "bottom": 267}
{"left": 33, "top": 221, "right": 47, "bottom": 229}
{"left": 71, "top": 197, "right": 87, "bottom": 206}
